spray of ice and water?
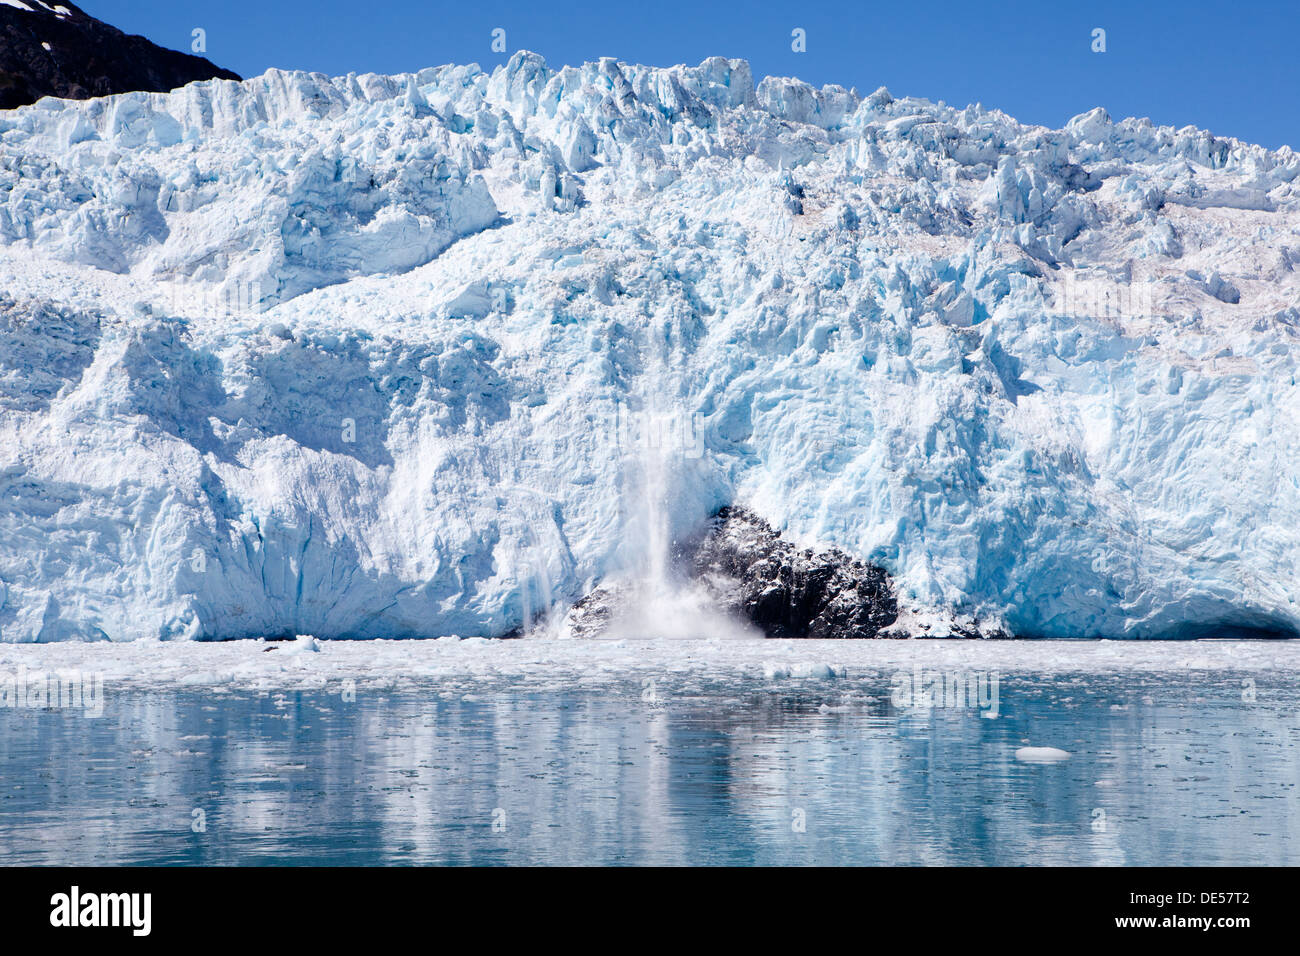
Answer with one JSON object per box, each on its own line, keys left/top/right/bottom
{"left": 600, "top": 327, "right": 756, "bottom": 641}
{"left": 514, "top": 319, "right": 756, "bottom": 640}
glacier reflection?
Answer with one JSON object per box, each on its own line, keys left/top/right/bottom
{"left": 0, "top": 671, "right": 1296, "bottom": 865}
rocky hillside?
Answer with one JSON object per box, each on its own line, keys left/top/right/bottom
{"left": 0, "top": 1, "right": 239, "bottom": 109}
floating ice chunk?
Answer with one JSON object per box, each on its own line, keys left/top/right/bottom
{"left": 1015, "top": 746, "right": 1072, "bottom": 763}
{"left": 764, "top": 661, "right": 840, "bottom": 680}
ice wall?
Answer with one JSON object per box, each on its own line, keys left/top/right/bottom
{"left": 1, "top": 53, "right": 1298, "bottom": 639}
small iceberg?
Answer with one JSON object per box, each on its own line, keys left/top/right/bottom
{"left": 763, "top": 661, "right": 841, "bottom": 680}
{"left": 1015, "top": 746, "right": 1071, "bottom": 763}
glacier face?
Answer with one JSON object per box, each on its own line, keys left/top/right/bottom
{"left": 1, "top": 53, "right": 1299, "bottom": 641}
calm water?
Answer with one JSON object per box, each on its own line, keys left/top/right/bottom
{"left": 1, "top": 669, "right": 1297, "bottom": 865}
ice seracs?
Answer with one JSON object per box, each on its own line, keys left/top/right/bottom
{"left": 0, "top": 52, "right": 1298, "bottom": 641}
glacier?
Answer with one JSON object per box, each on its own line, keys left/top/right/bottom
{"left": 0, "top": 52, "right": 1298, "bottom": 641}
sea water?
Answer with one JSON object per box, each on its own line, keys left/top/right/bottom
{"left": 0, "top": 643, "right": 1296, "bottom": 865}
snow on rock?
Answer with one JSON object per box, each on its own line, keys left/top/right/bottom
{"left": 0, "top": 1, "right": 240, "bottom": 110}
{"left": 689, "top": 506, "right": 898, "bottom": 639}
{"left": 1, "top": 53, "right": 1299, "bottom": 641}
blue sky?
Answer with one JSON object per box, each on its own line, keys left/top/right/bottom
{"left": 84, "top": 0, "right": 1297, "bottom": 149}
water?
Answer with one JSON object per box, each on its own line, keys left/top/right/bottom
{"left": 2, "top": 665, "right": 1297, "bottom": 865}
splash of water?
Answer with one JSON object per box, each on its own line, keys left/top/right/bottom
{"left": 603, "top": 330, "right": 756, "bottom": 641}
{"left": 526, "top": 320, "right": 756, "bottom": 641}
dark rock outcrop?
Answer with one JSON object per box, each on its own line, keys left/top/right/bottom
{"left": 0, "top": 2, "right": 240, "bottom": 110}
{"left": 562, "top": 585, "right": 621, "bottom": 638}
{"left": 687, "top": 506, "right": 898, "bottom": 638}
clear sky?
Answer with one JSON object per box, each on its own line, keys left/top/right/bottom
{"left": 83, "top": 0, "right": 1297, "bottom": 149}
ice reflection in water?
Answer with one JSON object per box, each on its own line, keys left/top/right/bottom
{"left": 1, "top": 670, "right": 1297, "bottom": 865}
